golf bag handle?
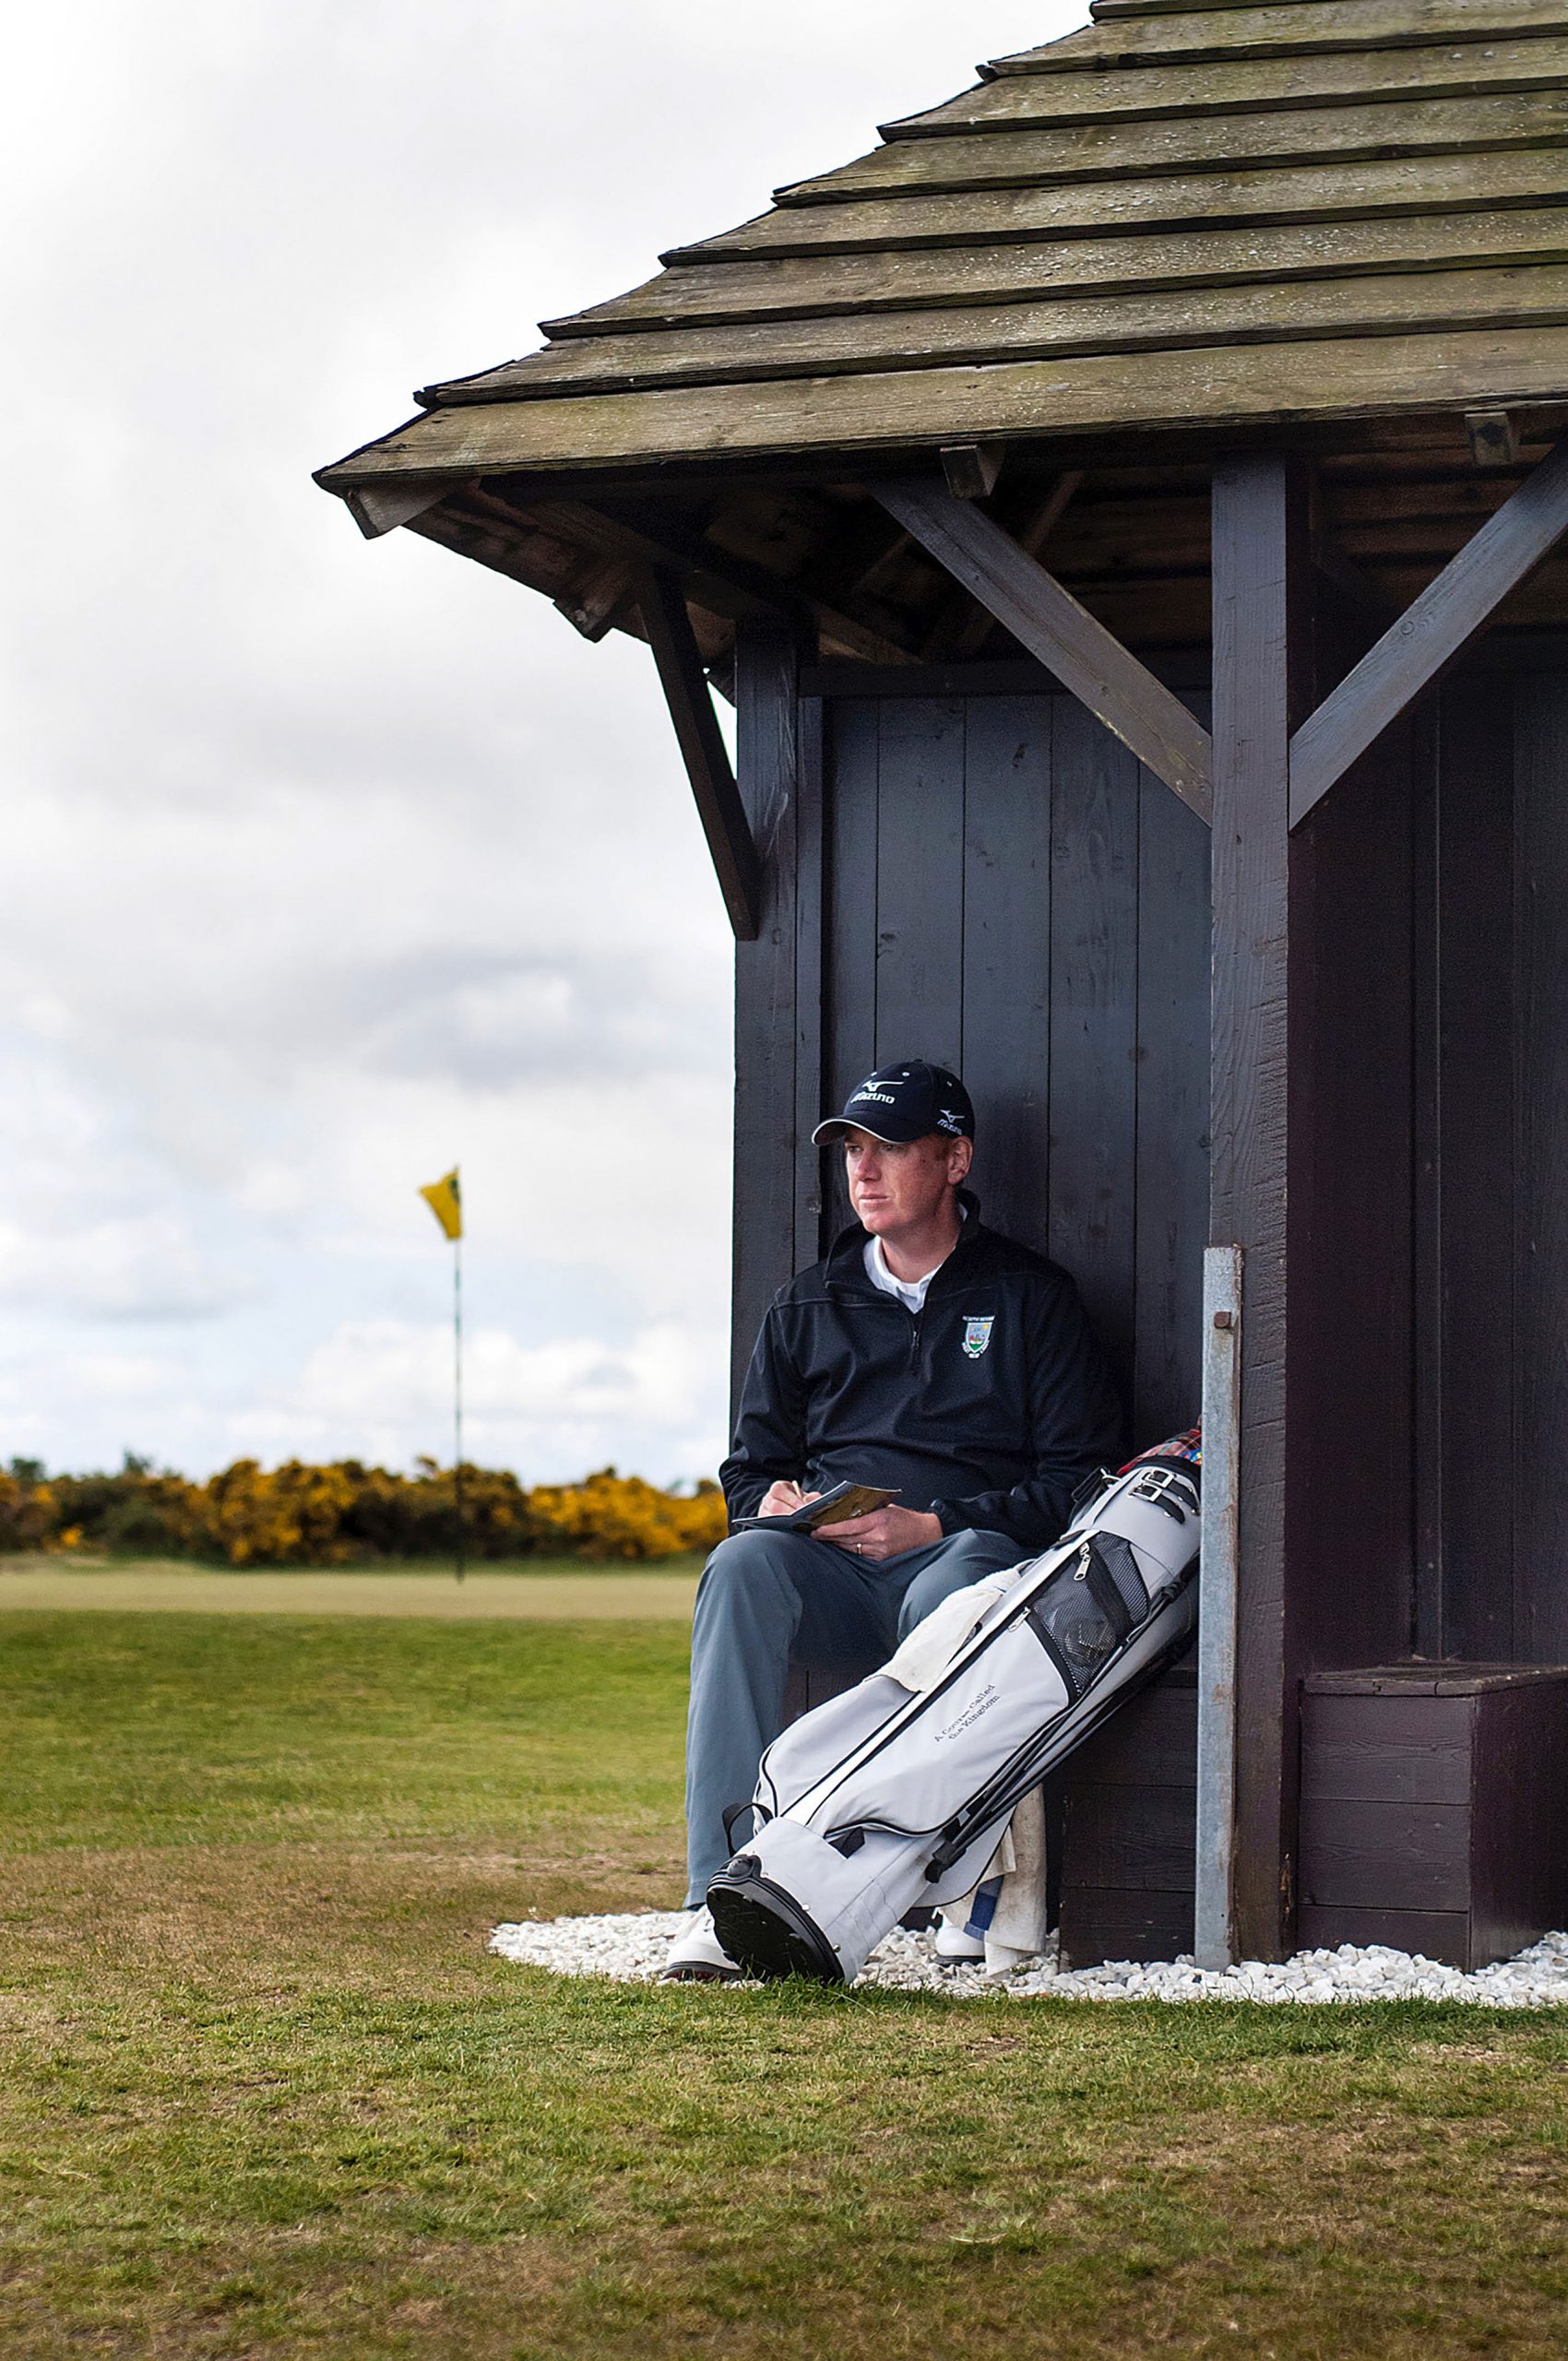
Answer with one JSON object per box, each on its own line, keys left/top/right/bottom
{"left": 722, "top": 1800, "right": 770, "bottom": 1851}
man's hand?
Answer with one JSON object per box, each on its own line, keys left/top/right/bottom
{"left": 822, "top": 1504, "right": 943, "bottom": 1562}
{"left": 758, "top": 1480, "right": 820, "bottom": 1518}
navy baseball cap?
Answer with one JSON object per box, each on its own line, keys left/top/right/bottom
{"left": 813, "top": 1061, "right": 976, "bottom": 1147}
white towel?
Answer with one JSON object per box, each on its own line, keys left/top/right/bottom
{"left": 948, "top": 1786, "right": 1051, "bottom": 1974}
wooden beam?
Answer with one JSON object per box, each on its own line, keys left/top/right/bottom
{"left": 345, "top": 481, "right": 456, "bottom": 539}
{"left": 940, "top": 443, "right": 1004, "bottom": 501}
{"left": 1290, "top": 439, "right": 1568, "bottom": 825}
{"left": 640, "top": 569, "right": 762, "bottom": 941}
{"left": 873, "top": 477, "right": 1213, "bottom": 821}
{"left": 931, "top": 471, "right": 1086, "bottom": 662}
{"left": 1467, "top": 408, "right": 1521, "bottom": 470}
{"left": 1210, "top": 454, "right": 1313, "bottom": 1964}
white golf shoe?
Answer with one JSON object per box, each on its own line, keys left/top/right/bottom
{"left": 660, "top": 1905, "right": 745, "bottom": 1983}
{"left": 932, "top": 1912, "right": 986, "bottom": 1963}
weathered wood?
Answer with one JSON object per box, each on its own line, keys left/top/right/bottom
{"left": 870, "top": 699, "right": 966, "bottom": 1068}
{"left": 1134, "top": 725, "right": 1211, "bottom": 1443}
{"left": 1468, "top": 406, "right": 1523, "bottom": 467}
{"left": 1289, "top": 439, "right": 1568, "bottom": 825}
{"left": 1301, "top": 1694, "right": 1474, "bottom": 1804}
{"left": 344, "top": 480, "right": 455, "bottom": 537}
{"left": 641, "top": 569, "right": 761, "bottom": 940}
{"left": 998, "top": 1, "right": 1568, "bottom": 75}
{"left": 448, "top": 265, "right": 1568, "bottom": 407}
{"left": 1061, "top": 1783, "right": 1197, "bottom": 1889}
{"left": 535, "top": 209, "right": 1568, "bottom": 341}
{"left": 1423, "top": 681, "right": 1515, "bottom": 1660}
{"left": 326, "top": 326, "right": 1568, "bottom": 490}
{"left": 1049, "top": 700, "right": 1141, "bottom": 1401}
{"left": 872, "top": 480, "right": 1214, "bottom": 818}
{"left": 888, "top": 41, "right": 1568, "bottom": 144}
{"left": 505, "top": 491, "right": 916, "bottom": 667}
{"left": 932, "top": 474, "right": 1085, "bottom": 662}
{"left": 671, "top": 151, "right": 1568, "bottom": 265}
{"left": 822, "top": 699, "right": 879, "bottom": 1242}
{"left": 731, "top": 624, "right": 802, "bottom": 1417}
{"left": 1515, "top": 675, "right": 1568, "bottom": 1663}
{"left": 1058, "top": 1886, "right": 1194, "bottom": 1969}
{"left": 940, "top": 442, "right": 1004, "bottom": 499}
{"left": 1210, "top": 455, "right": 1312, "bottom": 1962}
{"left": 792, "top": 700, "right": 826, "bottom": 1270}
{"left": 1288, "top": 703, "right": 1416, "bottom": 1677}
{"left": 960, "top": 699, "right": 1054, "bottom": 1256}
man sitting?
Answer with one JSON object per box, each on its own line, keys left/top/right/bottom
{"left": 666, "top": 1060, "right": 1123, "bottom": 1980}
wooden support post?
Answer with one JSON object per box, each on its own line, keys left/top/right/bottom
{"left": 1210, "top": 455, "right": 1313, "bottom": 1964}
{"left": 873, "top": 477, "right": 1213, "bottom": 821}
{"left": 641, "top": 569, "right": 762, "bottom": 942}
{"left": 731, "top": 622, "right": 810, "bottom": 1419}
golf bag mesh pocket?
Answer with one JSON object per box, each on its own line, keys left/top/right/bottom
{"left": 1026, "top": 1543, "right": 1136, "bottom": 1700}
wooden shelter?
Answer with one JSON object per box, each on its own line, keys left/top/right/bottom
{"left": 318, "top": 0, "right": 1568, "bottom": 1966}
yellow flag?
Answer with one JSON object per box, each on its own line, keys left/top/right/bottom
{"left": 419, "top": 1168, "right": 462, "bottom": 1240}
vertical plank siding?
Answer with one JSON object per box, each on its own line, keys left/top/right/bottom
{"left": 1048, "top": 698, "right": 1142, "bottom": 1406}
{"left": 1430, "top": 681, "right": 1517, "bottom": 1662}
{"left": 961, "top": 699, "right": 1054, "bottom": 1260}
{"left": 814, "top": 688, "right": 1209, "bottom": 1439}
{"left": 1134, "top": 720, "right": 1213, "bottom": 1445}
{"left": 823, "top": 701, "right": 881, "bottom": 1244}
{"left": 871, "top": 700, "right": 967, "bottom": 1071}
{"left": 1514, "top": 676, "right": 1568, "bottom": 1664}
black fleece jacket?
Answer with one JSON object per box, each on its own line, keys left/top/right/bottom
{"left": 719, "top": 1196, "right": 1123, "bottom": 1553}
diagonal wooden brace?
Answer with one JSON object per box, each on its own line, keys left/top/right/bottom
{"left": 1290, "top": 438, "right": 1568, "bottom": 828}
{"left": 872, "top": 477, "right": 1214, "bottom": 825}
{"left": 640, "top": 568, "right": 762, "bottom": 941}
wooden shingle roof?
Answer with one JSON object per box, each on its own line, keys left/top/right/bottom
{"left": 320, "top": 0, "right": 1568, "bottom": 501}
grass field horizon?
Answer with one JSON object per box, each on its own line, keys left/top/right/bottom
{"left": 0, "top": 1555, "right": 702, "bottom": 1619}
{"left": 3, "top": 1606, "right": 1566, "bottom": 2356}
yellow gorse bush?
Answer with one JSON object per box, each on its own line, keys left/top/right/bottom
{"left": 529, "top": 1469, "right": 727, "bottom": 1561}
{"left": 1, "top": 1457, "right": 727, "bottom": 1568}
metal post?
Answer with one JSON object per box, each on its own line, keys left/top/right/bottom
{"left": 1195, "top": 1245, "right": 1243, "bottom": 1967}
{"left": 453, "top": 1233, "right": 466, "bottom": 1585}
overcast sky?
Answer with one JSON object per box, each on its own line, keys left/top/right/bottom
{"left": 3, "top": 0, "right": 1088, "bottom": 1485}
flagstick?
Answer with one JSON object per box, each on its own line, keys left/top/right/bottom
{"left": 453, "top": 1232, "right": 466, "bottom": 1585}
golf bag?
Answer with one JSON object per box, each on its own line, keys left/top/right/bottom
{"left": 707, "top": 1433, "right": 1202, "bottom": 1986}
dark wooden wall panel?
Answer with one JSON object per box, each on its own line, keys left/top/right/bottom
{"left": 961, "top": 698, "right": 1053, "bottom": 1259}
{"left": 1291, "top": 720, "right": 1416, "bottom": 1675}
{"left": 1048, "top": 698, "right": 1142, "bottom": 1414}
{"left": 1431, "top": 681, "right": 1517, "bottom": 1660}
{"left": 1515, "top": 675, "right": 1568, "bottom": 1662}
{"left": 823, "top": 700, "right": 881, "bottom": 1245}
{"left": 872, "top": 699, "right": 967, "bottom": 1072}
{"left": 1134, "top": 719, "right": 1211, "bottom": 1443}
{"left": 810, "top": 686, "right": 1207, "bottom": 1457}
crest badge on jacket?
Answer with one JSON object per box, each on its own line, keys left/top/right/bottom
{"left": 962, "top": 1315, "right": 994, "bottom": 1360}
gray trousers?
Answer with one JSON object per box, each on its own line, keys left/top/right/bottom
{"left": 683, "top": 1523, "right": 1026, "bottom": 1903}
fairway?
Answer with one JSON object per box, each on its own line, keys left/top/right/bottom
{"left": 0, "top": 1556, "right": 701, "bottom": 1619}
{"left": 3, "top": 1611, "right": 1567, "bottom": 2359}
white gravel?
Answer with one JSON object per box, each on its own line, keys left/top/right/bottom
{"left": 490, "top": 1912, "right": 1568, "bottom": 2006}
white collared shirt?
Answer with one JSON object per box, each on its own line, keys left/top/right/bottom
{"left": 863, "top": 1232, "right": 944, "bottom": 1314}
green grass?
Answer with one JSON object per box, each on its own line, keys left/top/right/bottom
{"left": 0, "top": 1559, "right": 700, "bottom": 1620}
{"left": 3, "top": 1613, "right": 1567, "bottom": 2358}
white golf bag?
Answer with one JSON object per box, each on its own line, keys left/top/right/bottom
{"left": 707, "top": 1436, "right": 1202, "bottom": 1985}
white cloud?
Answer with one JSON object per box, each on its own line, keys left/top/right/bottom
{"left": 0, "top": 0, "right": 1088, "bottom": 1479}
